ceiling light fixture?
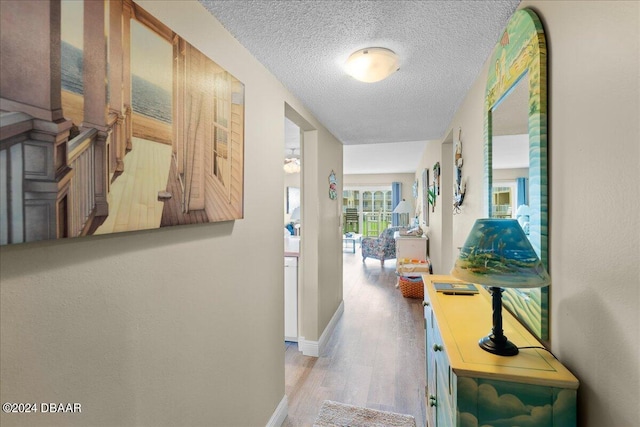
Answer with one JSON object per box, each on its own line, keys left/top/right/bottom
{"left": 283, "top": 158, "right": 300, "bottom": 174}
{"left": 284, "top": 149, "right": 301, "bottom": 174}
{"left": 345, "top": 47, "right": 399, "bottom": 83}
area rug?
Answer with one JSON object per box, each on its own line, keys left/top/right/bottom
{"left": 313, "top": 400, "right": 416, "bottom": 427}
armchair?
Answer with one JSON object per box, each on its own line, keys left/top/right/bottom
{"left": 361, "top": 226, "right": 405, "bottom": 266}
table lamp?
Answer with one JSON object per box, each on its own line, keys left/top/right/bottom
{"left": 392, "top": 199, "right": 413, "bottom": 227}
{"left": 451, "top": 219, "right": 550, "bottom": 356}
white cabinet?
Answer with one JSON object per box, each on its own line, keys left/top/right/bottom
{"left": 394, "top": 234, "right": 428, "bottom": 260}
{"left": 284, "top": 256, "right": 298, "bottom": 342}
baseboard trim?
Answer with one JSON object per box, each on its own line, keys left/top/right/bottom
{"left": 319, "top": 300, "right": 344, "bottom": 354}
{"left": 298, "top": 300, "right": 344, "bottom": 357}
{"left": 297, "top": 337, "right": 319, "bottom": 357}
{"left": 265, "top": 395, "right": 288, "bottom": 427}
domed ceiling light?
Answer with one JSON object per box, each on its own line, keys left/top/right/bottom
{"left": 345, "top": 47, "right": 399, "bottom": 83}
{"left": 283, "top": 158, "right": 300, "bottom": 174}
{"left": 283, "top": 149, "right": 301, "bottom": 174}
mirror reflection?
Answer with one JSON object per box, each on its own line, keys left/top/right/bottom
{"left": 491, "top": 75, "right": 531, "bottom": 235}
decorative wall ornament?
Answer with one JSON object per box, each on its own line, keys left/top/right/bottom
{"left": 428, "top": 186, "right": 436, "bottom": 212}
{"left": 432, "top": 162, "right": 441, "bottom": 196}
{"left": 453, "top": 128, "right": 466, "bottom": 213}
{"left": 328, "top": 170, "right": 337, "bottom": 200}
{"left": 412, "top": 180, "right": 419, "bottom": 199}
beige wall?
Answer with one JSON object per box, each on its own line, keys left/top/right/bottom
{"left": 316, "top": 133, "right": 344, "bottom": 339}
{"left": 0, "top": 1, "right": 343, "bottom": 426}
{"left": 295, "top": 123, "right": 344, "bottom": 344}
{"left": 413, "top": 53, "right": 489, "bottom": 271}
{"left": 493, "top": 167, "right": 528, "bottom": 181}
{"left": 528, "top": 2, "right": 639, "bottom": 424}
{"left": 414, "top": 140, "right": 449, "bottom": 272}
{"left": 420, "top": 1, "right": 639, "bottom": 425}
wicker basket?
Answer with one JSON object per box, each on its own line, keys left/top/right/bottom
{"left": 398, "top": 276, "right": 424, "bottom": 299}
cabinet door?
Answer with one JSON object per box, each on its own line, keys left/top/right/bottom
{"left": 435, "top": 363, "right": 453, "bottom": 427}
{"left": 284, "top": 257, "right": 298, "bottom": 341}
{"left": 397, "top": 238, "right": 427, "bottom": 260}
{"left": 425, "top": 305, "right": 437, "bottom": 425}
{"left": 426, "top": 309, "right": 443, "bottom": 425}
{"left": 427, "top": 359, "right": 438, "bottom": 427}
{"left": 452, "top": 377, "right": 576, "bottom": 427}
{"left": 426, "top": 307, "right": 455, "bottom": 426}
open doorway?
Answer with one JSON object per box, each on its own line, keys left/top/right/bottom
{"left": 440, "top": 132, "right": 454, "bottom": 273}
{"left": 284, "top": 117, "right": 301, "bottom": 343}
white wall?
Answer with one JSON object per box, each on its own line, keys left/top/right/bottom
{"left": 0, "top": 1, "right": 343, "bottom": 426}
{"left": 426, "top": 1, "right": 639, "bottom": 425}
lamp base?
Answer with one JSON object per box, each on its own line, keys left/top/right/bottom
{"left": 479, "top": 334, "right": 519, "bottom": 356}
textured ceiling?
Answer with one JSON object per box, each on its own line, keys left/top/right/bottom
{"left": 198, "top": 0, "right": 520, "bottom": 173}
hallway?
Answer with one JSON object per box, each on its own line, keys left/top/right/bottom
{"left": 283, "top": 251, "right": 427, "bottom": 426}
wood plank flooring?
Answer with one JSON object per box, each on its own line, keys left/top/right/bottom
{"left": 283, "top": 251, "right": 427, "bottom": 427}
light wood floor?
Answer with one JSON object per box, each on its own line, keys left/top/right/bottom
{"left": 283, "top": 251, "right": 427, "bottom": 427}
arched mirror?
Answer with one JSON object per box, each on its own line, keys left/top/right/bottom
{"left": 484, "top": 9, "right": 548, "bottom": 341}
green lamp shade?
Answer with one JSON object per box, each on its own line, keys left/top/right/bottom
{"left": 452, "top": 219, "right": 550, "bottom": 289}
{"left": 451, "top": 219, "right": 550, "bottom": 356}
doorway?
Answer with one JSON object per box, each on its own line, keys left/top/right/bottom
{"left": 284, "top": 116, "right": 301, "bottom": 342}
{"left": 440, "top": 135, "right": 454, "bottom": 273}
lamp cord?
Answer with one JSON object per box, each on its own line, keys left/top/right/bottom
{"left": 517, "top": 346, "right": 559, "bottom": 360}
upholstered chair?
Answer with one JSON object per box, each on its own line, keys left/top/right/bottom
{"left": 361, "top": 226, "right": 404, "bottom": 266}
